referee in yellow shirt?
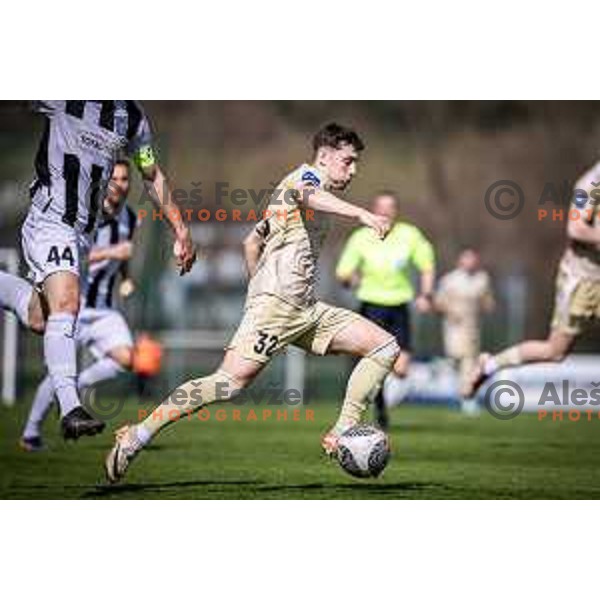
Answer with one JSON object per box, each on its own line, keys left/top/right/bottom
{"left": 336, "top": 191, "right": 436, "bottom": 429}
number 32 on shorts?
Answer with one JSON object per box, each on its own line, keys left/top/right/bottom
{"left": 46, "top": 245, "right": 75, "bottom": 266}
{"left": 253, "top": 330, "right": 279, "bottom": 357}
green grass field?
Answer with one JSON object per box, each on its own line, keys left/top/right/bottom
{"left": 2, "top": 398, "right": 600, "bottom": 499}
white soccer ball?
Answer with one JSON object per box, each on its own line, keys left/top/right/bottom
{"left": 336, "top": 424, "right": 391, "bottom": 478}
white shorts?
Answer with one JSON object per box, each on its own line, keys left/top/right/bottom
{"left": 77, "top": 308, "right": 133, "bottom": 359}
{"left": 21, "top": 205, "right": 91, "bottom": 286}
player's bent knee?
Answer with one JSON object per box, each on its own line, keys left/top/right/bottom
{"left": 367, "top": 337, "right": 401, "bottom": 370}
{"left": 392, "top": 352, "right": 410, "bottom": 377}
{"left": 219, "top": 351, "right": 263, "bottom": 387}
{"left": 44, "top": 272, "right": 80, "bottom": 315}
{"left": 48, "top": 293, "right": 80, "bottom": 315}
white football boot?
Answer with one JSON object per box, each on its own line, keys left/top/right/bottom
{"left": 105, "top": 425, "right": 144, "bottom": 483}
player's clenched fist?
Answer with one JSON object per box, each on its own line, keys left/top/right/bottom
{"left": 358, "top": 210, "right": 391, "bottom": 239}
{"left": 173, "top": 227, "right": 197, "bottom": 275}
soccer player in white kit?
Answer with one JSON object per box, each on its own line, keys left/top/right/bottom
{"left": 463, "top": 161, "right": 600, "bottom": 398}
{"left": 20, "top": 160, "right": 140, "bottom": 450}
{"left": 435, "top": 248, "right": 495, "bottom": 411}
{"left": 105, "top": 123, "right": 401, "bottom": 483}
{"left": 0, "top": 102, "right": 195, "bottom": 440}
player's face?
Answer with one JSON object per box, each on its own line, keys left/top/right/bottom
{"left": 372, "top": 195, "right": 398, "bottom": 221}
{"left": 459, "top": 250, "right": 480, "bottom": 273}
{"left": 317, "top": 143, "right": 359, "bottom": 190}
{"left": 104, "top": 164, "right": 130, "bottom": 215}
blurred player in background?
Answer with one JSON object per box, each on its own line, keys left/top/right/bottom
{"left": 0, "top": 101, "right": 195, "bottom": 440}
{"left": 435, "top": 248, "right": 494, "bottom": 413}
{"left": 336, "top": 191, "right": 435, "bottom": 429}
{"left": 20, "top": 160, "right": 141, "bottom": 450}
{"left": 133, "top": 332, "right": 163, "bottom": 398}
{"left": 463, "top": 162, "right": 600, "bottom": 397}
{"left": 105, "top": 123, "right": 403, "bottom": 483}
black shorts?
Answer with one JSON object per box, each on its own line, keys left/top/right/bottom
{"left": 360, "top": 302, "right": 411, "bottom": 352}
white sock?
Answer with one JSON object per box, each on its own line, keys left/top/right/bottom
{"left": 0, "top": 271, "right": 33, "bottom": 327}
{"left": 79, "top": 357, "right": 124, "bottom": 389}
{"left": 23, "top": 375, "right": 55, "bottom": 439}
{"left": 44, "top": 313, "right": 80, "bottom": 417}
{"left": 23, "top": 358, "right": 124, "bottom": 438}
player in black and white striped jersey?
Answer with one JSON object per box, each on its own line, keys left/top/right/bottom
{"left": 21, "top": 160, "right": 141, "bottom": 450}
{"left": 83, "top": 163, "right": 139, "bottom": 314}
{"left": 0, "top": 102, "right": 196, "bottom": 441}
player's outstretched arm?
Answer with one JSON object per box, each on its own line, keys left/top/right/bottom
{"left": 138, "top": 163, "right": 196, "bottom": 274}
{"left": 301, "top": 188, "right": 390, "bottom": 239}
{"left": 89, "top": 241, "right": 133, "bottom": 263}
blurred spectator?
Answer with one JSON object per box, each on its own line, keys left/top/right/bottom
{"left": 336, "top": 191, "right": 435, "bottom": 429}
{"left": 435, "top": 248, "right": 495, "bottom": 413}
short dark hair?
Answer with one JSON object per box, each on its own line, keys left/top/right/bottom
{"left": 312, "top": 123, "right": 365, "bottom": 154}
